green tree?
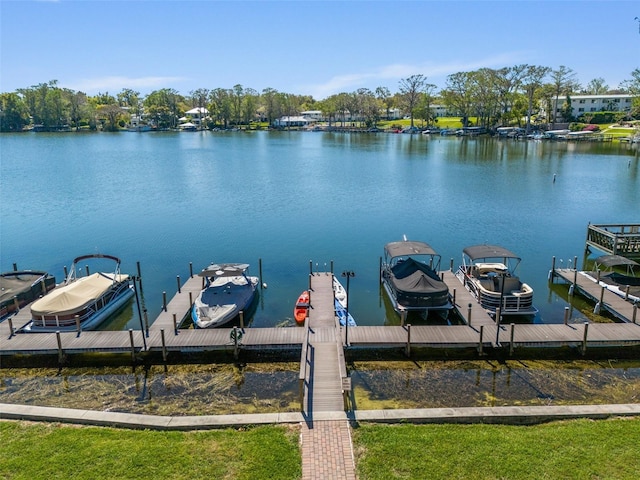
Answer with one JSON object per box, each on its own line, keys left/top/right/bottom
{"left": 398, "top": 74, "right": 428, "bottom": 127}
{"left": 621, "top": 68, "right": 640, "bottom": 118}
{"left": 0, "top": 92, "right": 30, "bottom": 131}
{"left": 441, "top": 71, "right": 476, "bottom": 127}
{"left": 549, "top": 65, "right": 580, "bottom": 127}
{"left": 522, "top": 65, "right": 550, "bottom": 133}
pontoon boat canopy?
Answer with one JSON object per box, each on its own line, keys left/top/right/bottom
{"left": 385, "top": 241, "right": 438, "bottom": 258}
{"left": 463, "top": 245, "right": 519, "bottom": 261}
{"left": 198, "top": 263, "right": 250, "bottom": 277}
{"left": 31, "top": 273, "right": 127, "bottom": 316}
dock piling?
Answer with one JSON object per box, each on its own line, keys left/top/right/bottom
{"left": 495, "top": 307, "right": 501, "bottom": 346}
{"left": 259, "top": 258, "right": 263, "bottom": 287}
{"left": 240, "top": 311, "right": 245, "bottom": 329}
{"left": 400, "top": 309, "right": 407, "bottom": 327}
{"left": 7, "top": 318, "right": 14, "bottom": 337}
{"left": 172, "top": 314, "right": 178, "bottom": 335}
{"left": 582, "top": 322, "right": 589, "bottom": 355}
{"left": 467, "top": 303, "right": 472, "bottom": 326}
{"left": 176, "top": 275, "right": 181, "bottom": 294}
{"left": 405, "top": 324, "right": 411, "bottom": 357}
{"left": 189, "top": 262, "right": 193, "bottom": 278}
{"left": 12, "top": 263, "right": 17, "bottom": 271}
{"left": 478, "top": 325, "right": 484, "bottom": 355}
{"left": 128, "top": 329, "right": 135, "bottom": 362}
{"left": 594, "top": 286, "right": 605, "bottom": 314}
{"left": 564, "top": 306, "right": 570, "bottom": 324}
{"left": 56, "top": 331, "right": 63, "bottom": 363}
{"left": 160, "top": 329, "right": 167, "bottom": 362}
{"left": 75, "top": 315, "right": 81, "bottom": 334}
{"left": 633, "top": 304, "right": 637, "bottom": 324}
{"left": 162, "top": 291, "right": 167, "bottom": 312}
{"left": 509, "top": 323, "right": 515, "bottom": 356}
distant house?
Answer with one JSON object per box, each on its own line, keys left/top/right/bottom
{"left": 184, "top": 107, "right": 209, "bottom": 126}
{"left": 301, "top": 110, "right": 323, "bottom": 121}
{"left": 273, "top": 116, "right": 311, "bottom": 128}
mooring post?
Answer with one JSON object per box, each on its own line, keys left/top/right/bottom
{"left": 189, "top": 262, "right": 193, "bottom": 278}
{"left": 63, "top": 266, "right": 68, "bottom": 278}
{"left": 625, "top": 285, "right": 630, "bottom": 301}
{"left": 176, "top": 275, "right": 181, "bottom": 294}
{"left": 233, "top": 326, "right": 239, "bottom": 359}
{"left": 172, "top": 313, "right": 178, "bottom": 335}
{"left": 143, "top": 309, "right": 149, "bottom": 336}
{"left": 259, "top": 258, "right": 263, "bottom": 288}
{"left": 400, "top": 309, "right": 407, "bottom": 327}
{"left": 56, "top": 331, "right": 63, "bottom": 363}
{"left": 309, "top": 260, "right": 313, "bottom": 276}
{"left": 240, "top": 311, "right": 245, "bottom": 329}
{"left": 162, "top": 291, "right": 167, "bottom": 312}
{"left": 330, "top": 260, "right": 334, "bottom": 274}
{"left": 550, "top": 256, "right": 556, "bottom": 282}
{"left": 452, "top": 289, "right": 456, "bottom": 306}
{"left": 594, "top": 286, "right": 605, "bottom": 314}
{"left": 40, "top": 278, "right": 47, "bottom": 296}
{"left": 596, "top": 269, "right": 601, "bottom": 283}
{"left": 12, "top": 263, "right": 17, "bottom": 271}
{"left": 7, "top": 317, "right": 14, "bottom": 337}
{"left": 13, "top": 296, "right": 19, "bottom": 313}
{"left": 467, "top": 303, "right": 472, "bottom": 326}
{"left": 160, "top": 329, "right": 167, "bottom": 362}
{"left": 308, "top": 273, "right": 312, "bottom": 291}
{"left": 509, "top": 323, "right": 515, "bottom": 356}
{"left": 75, "top": 315, "right": 81, "bottom": 334}
{"left": 478, "top": 325, "right": 484, "bottom": 355}
{"left": 582, "top": 322, "right": 589, "bottom": 355}
{"left": 405, "top": 324, "right": 411, "bottom": 357}
{"left": 189, "top": 291, "right": 193, "bottom": 306}
{"left": 633, "top": 304, "right": 637, "bottom": 324}
{"left": 564, "top": 306, "right": 570, "bottom": 324}
{"left": 495, "top": 307, "right": 501, "bottom": 346}
{"left": 450, "top": 258, "right": 454, "bottom": 271}
{"left": 128, "top": 329, "right": 135, "bottom": 362}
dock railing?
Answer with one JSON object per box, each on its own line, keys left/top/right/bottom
{"left": 586, "top": 223, "right": 640, "bottom": 259}
{"left": 298, "top": 324, "right": 311, "bottom": 411}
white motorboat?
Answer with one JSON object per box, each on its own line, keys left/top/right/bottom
{"left": 191, "top": 263, "right": 259, "bottom": 328}
{"left": 455, "top": 245, "right": 537, "bottom": 316}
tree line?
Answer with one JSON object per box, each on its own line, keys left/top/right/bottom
{"left": 1, "top": 65, "right": 639, "bottom": 133}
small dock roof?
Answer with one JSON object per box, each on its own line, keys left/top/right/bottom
{"left": 384, "top": 241, "right": 439, "bottom": 258}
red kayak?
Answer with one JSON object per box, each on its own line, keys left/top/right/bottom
{"left": 294, "top": 291, "right": 309, "bottom": 324}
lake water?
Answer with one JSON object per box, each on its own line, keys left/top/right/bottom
{"left": 1, "top": 131, "right": 638, "bottom": 329}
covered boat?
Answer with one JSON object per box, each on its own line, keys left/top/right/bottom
{"left": 25, "top": 254, "right": 133, "bottom": 332}
{"left": 192, "top": 263, "right": 259, "bottom": 328}
{"left": 381, "top": 239, "right": 451, "bottom": 313}
{"left": 582, "top": 255, "right": 640, "bottom": 303}
{"left": 0, "top": 270, "right": 56, "bottom": 319}
{"left": 455, "top": 245, "right": 537, "bottom": 316}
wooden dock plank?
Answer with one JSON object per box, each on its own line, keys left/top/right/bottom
{"left": 441, "top": 271, "right": 496, "bottom": 326}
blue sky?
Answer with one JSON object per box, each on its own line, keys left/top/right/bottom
{"left": 1, "top": 0, "right": 638, "bottom": 99}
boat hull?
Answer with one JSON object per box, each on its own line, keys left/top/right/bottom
{"left": 0, "top": 271, "right": 56, "bottom": 320}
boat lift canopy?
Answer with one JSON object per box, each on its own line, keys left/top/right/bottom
{"left": 462, "top": 245, "right": 520, "bottom": 261}
{"left": 198, "top": 263, "right": 250, "bottom": 277}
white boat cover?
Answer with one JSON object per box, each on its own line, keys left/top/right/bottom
{"left": 31, "top": 273, "right": 128, "bottom": 316}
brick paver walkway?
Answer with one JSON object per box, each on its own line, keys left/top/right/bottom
{"left": 301, "top": 419, "right": 356, "bottom": 479}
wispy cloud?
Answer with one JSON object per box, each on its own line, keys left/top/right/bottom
{"left": 65, "top": 76, "right": 187, "bottom": 94}
{"left": 302, "top": 53, "right": 524, "bottom": 98}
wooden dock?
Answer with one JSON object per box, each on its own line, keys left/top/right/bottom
{"left": 552, "top": 267, "right": 638, "bottom": 323}
{"left": 3, "top": 268, "right": 640, "bottom": 379}
{"left": 585, "top": 223, "right": 640, "bottom": 260}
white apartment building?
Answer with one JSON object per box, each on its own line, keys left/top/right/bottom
{"left": 548, "top": 94, "right": 634, "bottom": 121}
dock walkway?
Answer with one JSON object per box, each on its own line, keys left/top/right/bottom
{"left": 552, "top": 268, "right": 638, "bottom": 323}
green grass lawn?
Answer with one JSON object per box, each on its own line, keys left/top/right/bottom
{"left": 353, "top": 418, "right": 640, "bottom": 480}
{"left": 3, "top": 417, "right": 640, "bottom": 479}
{"left": 0, "top": 422, "right": 301, "bottom": 480}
